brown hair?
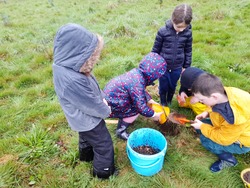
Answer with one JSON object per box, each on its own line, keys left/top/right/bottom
{"left": 80, "top": 34, "right": 104, "bottom": 73}
{"left": 191, "top": 73, "right": 225, "bottom": 97}
{"left": 172, "top": 4, "right": 192, "bottom": 25}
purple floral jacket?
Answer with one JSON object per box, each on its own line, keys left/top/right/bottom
{"left": 104, "top": 52, "right": 167, "bottom": 118}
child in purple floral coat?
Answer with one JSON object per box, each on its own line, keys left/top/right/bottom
{"left": 104, "top": 52, "right": 167, "bottom": 140}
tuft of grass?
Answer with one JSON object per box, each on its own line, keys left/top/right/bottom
{"left": 15, "top": 75, "right": 41, "bottom": 89}
{"left": 17, "top": 124, "right": 59, "bottom": 163}
{"left": 0, "top": 161, "right": 21, "bottom": 187}
{"left": 108, "top": 25, "right": 136, "bottom": 38}
{"left": 1, "top": 14, "right": 11, "bottom": 26}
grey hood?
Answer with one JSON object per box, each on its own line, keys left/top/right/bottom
{"left": 52, "top": 24, "right": 110, "bottom": 132}
{"left": 53, "top": 23, "right": 98, "bottom": 72}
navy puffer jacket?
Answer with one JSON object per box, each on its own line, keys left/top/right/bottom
{"left": 152, "top": 20, "right": 192, "bottom": 71}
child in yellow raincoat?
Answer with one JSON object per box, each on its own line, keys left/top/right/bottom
{"left": 191, "top": 73, "right": 250, "bottom": 173}
{"left": 177, "top": 67, "right": 208, "bottom": 115}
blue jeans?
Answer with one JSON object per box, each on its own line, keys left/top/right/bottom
{"left": 197, "top": 119, "right": 250, "bottom": 155}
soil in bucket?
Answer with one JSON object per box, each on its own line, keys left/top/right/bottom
{"left": 133, "top": 145, "right": 160, "bottom": 155}
{"left": 243, "top": 171, "right": 250, "bottom": 183}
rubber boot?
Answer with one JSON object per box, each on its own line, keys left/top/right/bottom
{"left": 93, "top": 166, "right": 118, "bottom": 179}
{"left": 116, "top": 119, "right": 130, "bottom": 140}
{"left": 160, "top": 94, "right": 167, "bottom": 106}
{"left": 210, "top": 152, "right": 238, "bottom": 173}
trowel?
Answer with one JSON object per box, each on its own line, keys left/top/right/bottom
{"left": 167, "top": 112, "right": 194, "bottom": 127}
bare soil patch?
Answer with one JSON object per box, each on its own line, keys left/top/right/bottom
{"left": 0, "top": 154, "right": 16, "bottom": 165}
{"left": 158, "top": 120, "right": 181, "bottom": 136}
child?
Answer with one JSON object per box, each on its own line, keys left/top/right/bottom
{"left": 177, "top": 67, "right": 208, "bottom": 115}
{"left": 152, "top": 4, "right": 193, "bottom": 106}
{"left": 190, "top": 73, "right": 250, "bottom": 172}
{"left": 53, "top": 23, "right": 116, "bottom": 179}
{"left": 104, "top": 52, "right": 167, "bottom": 140}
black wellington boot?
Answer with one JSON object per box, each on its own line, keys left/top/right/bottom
{"left": 116, "top": 119, "right": 130, "bottom": 140}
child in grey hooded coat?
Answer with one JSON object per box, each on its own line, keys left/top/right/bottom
{"left": 53, "top": 23, "right": 116, "bottom": 179}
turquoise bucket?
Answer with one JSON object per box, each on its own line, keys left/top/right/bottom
{"left": 126, "top": 128, "right": 167, "bottom": 176}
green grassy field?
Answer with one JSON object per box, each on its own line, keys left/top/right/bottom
{"left": 1, "top": 0, "right": 250, "bottom": 187}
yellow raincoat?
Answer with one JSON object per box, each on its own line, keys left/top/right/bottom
{"left": 201, "top": 87, "right": 250, "bottom": 147}
{"left": 177, "top": 95, "right": 208, "bottom": 115}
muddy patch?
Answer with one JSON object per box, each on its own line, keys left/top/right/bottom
{"left": 158, "top": 120, "right": 181, "bottom": 136}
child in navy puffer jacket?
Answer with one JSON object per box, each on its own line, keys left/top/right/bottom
{"left": 104, "top": 52, "right": 167, "bottom": 140}
{"left": 152, "top": 4, "right": 193, "bottom": 106}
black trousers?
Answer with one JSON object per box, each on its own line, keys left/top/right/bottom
{"left": 78, "top": 120, "right": 114, "bottom": 172}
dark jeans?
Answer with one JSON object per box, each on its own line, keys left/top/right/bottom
{"left": 159, "top": 68, "right": 182, "bottom": 104}
{"left": 78, "top": 119, "right": 114, "bottom": 171}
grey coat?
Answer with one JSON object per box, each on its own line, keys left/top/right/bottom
{"left": 52, "top": 23, "right": 111, "bottom": 132}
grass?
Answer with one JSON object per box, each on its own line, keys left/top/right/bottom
{"left": 0, "top": 0, "right": 250, "bottom": 187}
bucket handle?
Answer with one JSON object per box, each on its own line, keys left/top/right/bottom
{"left": 126, "top": 147, "right": 164, "bottom": 168}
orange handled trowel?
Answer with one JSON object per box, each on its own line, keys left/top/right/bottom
{"left": 167, "top": 112, "right": 195, "bottom": 127}
{"left": 176, "top": 117, "right": 194, "bottom": 125}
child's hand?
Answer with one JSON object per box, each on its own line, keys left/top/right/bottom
{"left": 147, "top": 99, "right": 158, "bottom": 105}
{"left": 196, "top": 111, "right": 209, "bottom": 120}
{"left": 103, "top": 98, "right": 108, "bottom": 106}
{"left": 177, "top": 92, "right": 187, "bottom": 106}
{"left": 103, "top": 98, "right": 111, "bottom": 111}
{"left": 190, "top": 118, "right": 202, "bottom": 129}
{"left": 151, "top": 112, "right": 163, "bottom": 122}
{"left": 180, "top": 92, "right": 188, "bottom": 101}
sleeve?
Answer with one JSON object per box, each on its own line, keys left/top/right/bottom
{"left": 200, "top": 114, "right": 246, "bottom": 146}
{"left": 64, "top": 78, "right": 111, "bottom": 119}
{"left": 145, "top": 91, "right": 152, "bottom": 102}
{"left": 152, "top": 29, "right": 163, "bottom": 54}
{"left": 101, "top": 90, "right": 106, "bottom": 99}
{"left": 129, "top": 84, "right": 154, "bottom": 117}
{"left": 183, "top": 30, "right": 192, "bottom": 68}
